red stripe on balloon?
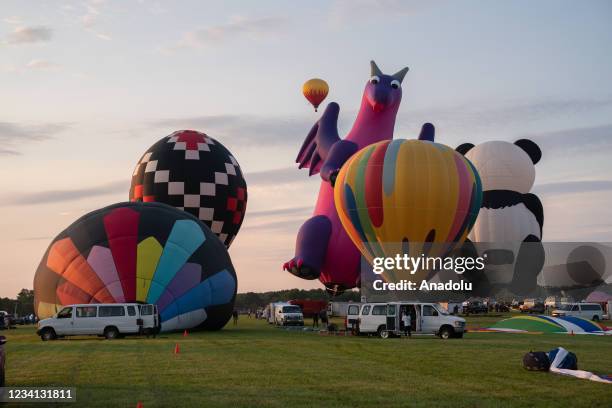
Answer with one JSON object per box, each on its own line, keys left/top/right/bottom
{"left": 365, "top": 142, "right": 389, "bottom": 228}
{"left": 103, "top": 207, "right": 140, "bottom": 301}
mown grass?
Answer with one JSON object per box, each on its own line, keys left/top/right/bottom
{"left": 2, "top": 316, "right": 611, "bottom": 407}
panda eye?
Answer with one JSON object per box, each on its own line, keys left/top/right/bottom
{"left": 390, "top": 80, "right": 400, "bottom": 89}
{"left": 370, "top": 76, "right": 380, "bottom": 85}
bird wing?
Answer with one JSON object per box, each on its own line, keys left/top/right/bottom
{"left": 296, "top": 102, "right": 341, "bottom": 176}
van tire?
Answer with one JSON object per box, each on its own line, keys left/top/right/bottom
{"left": 104, "top": 326, "right": 120, "bottom": 340}
{"left": 40, "top": 328, "right": 56, "bottom": 341}
{"left": 592, "top": 315, "right": 600, "bottom": 322}
{"left": 377, "top": 325, "right": 389, "bottom": 339}
{"left": 439, "top": 326, "right": 453, "bottom": 340}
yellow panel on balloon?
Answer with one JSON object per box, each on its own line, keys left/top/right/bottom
{"left": 136, "top": 237, "right": 162, "bottom": 302}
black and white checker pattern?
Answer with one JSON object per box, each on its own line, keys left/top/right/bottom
{"left": 130, "top": 131, "right": 247, "bottom": 247}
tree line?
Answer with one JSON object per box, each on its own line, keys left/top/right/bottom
{"left": 0, "top": 288, "right": 359, "bottom": 316}
{"left": 0, "top": 289, "right": 34, "bottom": 316}
{"left": 234, "top": 288, "right": 361, "bottom": 311}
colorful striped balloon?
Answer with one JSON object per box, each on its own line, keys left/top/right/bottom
{"left": 334, "top": 139, "right": 482, "bottom": 275}
{"left": 33, "top": 202, "right": 237, "bottom": 331}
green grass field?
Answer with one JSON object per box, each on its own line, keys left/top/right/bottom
{"left": 2, "top": 316, "right": 611, "bottom": 407}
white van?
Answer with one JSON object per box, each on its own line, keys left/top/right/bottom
{"left": 37, "top": 303, "right": 160, "bottom": 341}
{"left": 270, "top": 302, "right": 304, "bottom": 326}
{"left": 552, "top": 303, "right": 604, "bottom": 321}
{"left": 354, "top": 302, "right": 466, "bottom": 339}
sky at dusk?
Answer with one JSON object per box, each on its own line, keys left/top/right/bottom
{"left": 1, "top": 0, "right": 612, "bottom": 297}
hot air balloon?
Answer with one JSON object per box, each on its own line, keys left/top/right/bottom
{"left": 334, "top": 139, "right": 482, "bottom": 281}
{"left": 130, "top": 130, "right": 247, "bottom": 248}
{"left": 33, "top": 202, "right": 237, "bottom": 331}
{"left": 302, "top": 78, "right": 329, "bottom": 112}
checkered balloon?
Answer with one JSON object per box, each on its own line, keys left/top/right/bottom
{"left": 129, "top": 130, "right": 247, "bottom": 247}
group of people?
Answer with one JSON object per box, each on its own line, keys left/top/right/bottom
{"left": 311, "top": 309, "right": 329, "bottom": 328}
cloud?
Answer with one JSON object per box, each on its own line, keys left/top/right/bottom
{"left": 25, "top": 59, "right": 60, "bottom": 70}
{"left": 527, "top": 124, "right": 612, "bottom": 155}
{"left": 0, "top": 122, "right": 72, "bottom": 155}
{"left": 400, "top": 97, "right": 612, "bottom": 143}
{"left": 5, "top": 26, "right": 53, "bottom": 44}
{"left": 3, "top": 16, "right": 22, "bottom": 25}
{"left": 247, "top": 206, "right": 311, "bottom": 219}
{"left": 328, "top": 0, "right": 445, "bottom": 25}
{"left": 534, "top": 180, "right": 612, "bottom": 196}
{"left": 1, "top": 180, "right": 127, "bottom": 206}
{"left": 151, "top": 114, "right": 315, "bottom": 149}
{"left": 245, "top": 167, "right": 306, "bottom": 186}
{"left": 168, "top": 16, "right": 287, "bottom": 51}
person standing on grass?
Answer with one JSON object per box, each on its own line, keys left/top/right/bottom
{"left": 232, "top": 310, "right": 238, "bottom": 326}
{"left": 402, "top": 309, "right": 411, "bottom": 338}
{"left": 312, "top": 311, "right": 319, "bottom": 328}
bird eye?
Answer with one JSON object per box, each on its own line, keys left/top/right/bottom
{"left": 370, "top": 76, "right": 380, "bottom": 85}
{"left": 390, "top": 80, "right": 401, "bottom": 89}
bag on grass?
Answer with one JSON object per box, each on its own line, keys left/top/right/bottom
{"left": 523, "top": 351, "right": 550, "bottom": 371}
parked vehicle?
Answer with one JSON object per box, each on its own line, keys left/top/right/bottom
{"left": 0, "top": 335, "right": 6, "bottom": 387}
{"left": 355, "top": 302, "right": 466, "bottom": 339}
{"left": 36, "top": 303, "right": 160, "bottom": 341}
{"left": 520, "top": 299, "right": 541, "bottom": 313}
{"left": 526, "top": 302, "right": 545, "bottom": 314}
{"left": 269, "top": 302, "right": 304, "bottom": 326}
{"left": 327, "top": 302, "right": 360, "bottom": 317}
{"left": 345, "top": 303, "right": 361, "bottom": 332}
{"left": 289, "top": 299, "right": 327, "bottom": 318}
{"left": 552, "top": 303, "right": 604, "bottom": 321}
{"left": 464, "top": 300, "right": 488, "bottom": 314}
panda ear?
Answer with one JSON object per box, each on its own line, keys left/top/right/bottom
{"left": 514, "top": 139, "right": 541, "bottom": 164}
{"left": 456, "top": 143, "right": 474, "bottom": 155}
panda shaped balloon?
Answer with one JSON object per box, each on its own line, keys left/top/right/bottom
{"left": 455, "top": 139, "right": 544, "bottom": 296}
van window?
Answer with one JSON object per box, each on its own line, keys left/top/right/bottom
{"left": 361, "top": 305, "right": 371, "bottom": 315}
{"left": 571, "top": 305, "right": 579, "bottom": 311}
{"left": 422, "top": 305, "right": 438, "bottom": 317}
{"left": 347, "top": 305, "right": 360, "bottom": 315}
{"left": 99, "top": 306, "right": 125, "bottom": 317}
{"left": 57, "top": 307, "right": 72, "bottom": 319}
{"left": 372, "top": 305, "right": 386, "bottom": 315}
{"left": 140, "top": 305, "right": 153, "bottom": 316}
{"left": 76, "top": 306, "right": 97, "bottom": 318}
{"left": 127, "top": 306, "right": 136, "bottom": 316}
{"left": 580, "top": 304, "right": 601, "bottom": 311}
{"left": 282, "top": 306, "right": 301, "bottom": 313}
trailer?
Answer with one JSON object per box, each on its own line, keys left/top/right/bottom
{"left": 289, "top": 299, "right": 327, "bottom": 318}
{"left": 327, "top": 301, "right": 360, "bottom": 317}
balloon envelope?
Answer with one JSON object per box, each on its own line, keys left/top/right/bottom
{"left": 302, "top": 78, "right": 329, "bottom": 111}
{"left": 130, "top": 130, "right": 247, "bottom": 248}
{"left": 33, "top": 202, "right": 237, "bottom": 331}
{"left": 334, "top": 139, "right": 482, "bottom": 277}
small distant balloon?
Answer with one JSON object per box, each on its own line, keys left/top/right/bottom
{"left": 302, "top": 78, "right": 329, "bottom": 112}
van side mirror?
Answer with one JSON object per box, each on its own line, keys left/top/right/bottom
{"left": 0, "top": 335, "right": 6, "bottom": 345}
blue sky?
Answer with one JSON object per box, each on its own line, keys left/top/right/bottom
{"left": 1, "top": 0, "right": 611, "bottom": 296}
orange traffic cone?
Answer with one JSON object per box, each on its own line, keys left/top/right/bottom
{"left": 183, "top": 329, "right": 188, "bottom": 337}
{"left": 136, "top": 402, "right": 143, "bottom": 408}
{"left": 174, "top": 343, "right": 180, "bottom": 354}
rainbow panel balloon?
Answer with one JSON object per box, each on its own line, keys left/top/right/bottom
{"left": 334, "top": 139, "right": 482, "bottom": 271}
{"left": 34, "top": 202, "right": 237, "bottom": 331}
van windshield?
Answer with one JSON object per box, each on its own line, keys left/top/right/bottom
{"left": 282, "top": 306, "right": 301, "bottom": 313}
{"left": 435, "top": 305, "right": 449, "bottom": 315}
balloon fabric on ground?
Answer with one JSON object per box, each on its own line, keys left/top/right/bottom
{"left": 488, "top": 315, "right": 607, "bottom": 335}
{"left": 130, "top": 130, "right": 247, "bottom": 248}
{"left": 334, "top": 138, "right": 482, "bottom": 281}
{"left": 33, "top": 202, "right": 237, "bottom": 331}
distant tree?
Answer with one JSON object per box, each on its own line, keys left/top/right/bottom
{"left": 234, "top": 288, "right": 361, "bottom": 309}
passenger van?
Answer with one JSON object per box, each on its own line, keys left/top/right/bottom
{"left": 351, "top": 302, "right": 466, "bottom": 339}
{"left": 269, "top": 302, "right": 304, "bottom": 326}
{"left": 552, "top": 303, "right": 604, "bottom": 321}
{"left": 37, "top": 303, "right": 160, "bottom": 341}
